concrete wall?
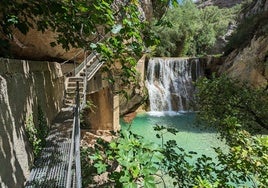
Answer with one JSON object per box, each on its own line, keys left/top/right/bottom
{"left": 0, "top": 58, "right": 64, "bottom": 188}
{"left": 84, "top": 87, "right": 120, "bottom": 132}
{"left": 87, "top": 72, "right": 109, "bottom": 94}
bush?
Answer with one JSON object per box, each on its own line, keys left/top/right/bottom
{"left": 25, "top": 106, "right": 48, "bottom": 158}
{"left": 150, "top": 0, "right": 239, "bottom": 57}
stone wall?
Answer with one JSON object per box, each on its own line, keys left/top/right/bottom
{"left": 0, "top": 58, "right": 64, "bottom": 187}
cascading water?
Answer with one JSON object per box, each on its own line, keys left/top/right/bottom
{"left": 146, "top": 58, "right": 203, "bottom": 113}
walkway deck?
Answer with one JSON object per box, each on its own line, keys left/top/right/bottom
{"left": 25, "top": 107, "right": 74, "bottom": 188}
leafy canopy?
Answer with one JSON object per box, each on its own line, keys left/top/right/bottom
{"left": 150, "top": 0, "right": 239, "bottom": 57}
{"left": 0, "top": 0, "right": 177, "bottom": 86}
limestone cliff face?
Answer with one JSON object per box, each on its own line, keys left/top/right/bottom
{"left": 8, "top": 28, "right": 85, "bottom": 63}
{"left": 0, "top": 58, "right": 64, "bottom": 187}
{"left": 140, "top": 0, "right": 153, "bottom": 21}
{"left": 219, "top": 0, "right": 268, "bottom": 88}
{"left": 196, "top": 0, "right": 243, "bottom": 8}
{"left": 4, "top": 1, "right": 153, "bottom": 63}
{"left": 241, "top": 0, "right": 268, "bottom": 17}
{"left": 220, "top": 36, "right": 268, "bottom": 87}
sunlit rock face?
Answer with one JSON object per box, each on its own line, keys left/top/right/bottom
{"left": 196, "top": 0, "right": 243, "bottom": 8}
{"left": 140, "top": 0, "right": 154, "bottom": 21}
{"left": 7, "top": 28, "right": 84, "bottom": 62}
{"left": 241, "top": 0, "right": 268, "bottom": 17}
{"left": 220, "top": 37, "right": 268, "bottom": 88}
{"left": 220, "top": 0, "right": 268, "bottom": 88}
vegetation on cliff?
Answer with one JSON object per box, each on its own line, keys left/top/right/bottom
{"left": 149, "top": 0, "right": 240, "bottom": 57}
{"left": 224, "top": 9, "right": 268, "bottom": 55}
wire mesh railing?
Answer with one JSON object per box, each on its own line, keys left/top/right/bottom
{"left": 66, "top": 81, "right": 82, "bottom": 188}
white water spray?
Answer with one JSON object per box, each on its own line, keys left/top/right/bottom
{"left": 146, "top": 58, "right": 203, "bottom": 113}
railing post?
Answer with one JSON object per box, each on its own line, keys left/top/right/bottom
{"left": 66, "top": 81, "right": 82, "bottom": 188}
{"left": 66, "top": 109, "right": 75, "bottom": 188}
{"left": 75, "top": 81, "right": 82, "bottom": 188}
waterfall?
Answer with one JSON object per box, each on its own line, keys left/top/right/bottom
{"left": 146, "top": 58, "right": 203, "bottom": 113}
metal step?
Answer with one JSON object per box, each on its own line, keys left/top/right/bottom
{"left": 66, "top": 87, "right": 84, "bottom": 92}
{"left": 68, "top": 77, "right": 83, "bottom": 82}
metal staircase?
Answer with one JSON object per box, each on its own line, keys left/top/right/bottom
{"left": 64, "top": 52, "right": 104, "bottom": 108}
{"left": 63, "top": 51, "right": 104, "bottom": 187}
{"left": 25, "top": 50, "right": 105, "bottom": 188}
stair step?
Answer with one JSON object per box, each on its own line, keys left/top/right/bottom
{"left": 65, "top": 94, "right": 84, "bottom": 99}
{"left": 64, "top": 97, "right": 74, "bottom": 101}
{"left": 67, "top": 88, "right": 83, "bottom": 92}
{"left": 66, "top": 93, "right": 84, "bottom": 97}
{"left": 66, "top": 87, "right": 84, "bottom": 92}
{"left": 67, "top": 83, "right": 84, "bottom": 88}
{"left": 68, "top": 77, "right": 83, "bottom": 82}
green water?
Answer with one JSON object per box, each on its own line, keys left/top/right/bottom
{"left": 120, "top": 112, "right": 257, "bottom": 187}
{"left": 121, "top": 112, "right": 227, "bottom": 158}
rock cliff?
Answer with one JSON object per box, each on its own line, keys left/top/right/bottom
{"left": 219, "top": 0, "right": 268, "bottom": 88}
{"left": 196, "top": 0, "right": 244, "bottom": 8}
{"left": 2, "top": 1, "right": 154, "bottom": 63}
{"left": 7, "top": 28, "right": 85, "bottom": 62}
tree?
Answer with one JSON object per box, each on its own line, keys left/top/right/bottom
{"left": 81, "top": 75, "right": 268, "bottom": 187}
{"left": 195, "top": 75, "right": 268, "bottom": 132}
{"left": 0, "top": 0, "right": 179, "bottom": 86}
{"left": 150, "top": 0, "right": 239, "bottom": 57}
{"left": 194, "top": 75, "right": 268, "bottom": 187}
{"left": 0, "top": 0, "right": 144, "bottom": 85}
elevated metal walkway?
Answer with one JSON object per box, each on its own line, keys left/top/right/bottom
{"left": 25, "top": 49, "right": 104, "bottom": 187}
{"left": 25, "top": 108, "right": 73, "bottom": 188}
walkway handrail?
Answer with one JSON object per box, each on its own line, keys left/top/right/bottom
{"left": 65, "top": 33, "right": 111, "bottom": 187}
{"left": 74, "top": 32, "right": 111, "bottom": 77}
{"left": 74, "top": 52, "right": 97, "bottom": 76}
{"left": 66, "top": 81, "right": 82, "bottom": 188}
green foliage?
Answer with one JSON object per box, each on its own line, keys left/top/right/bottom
{"left": 0, "top": 0, "right": 180, "bottom": 86}
{"left": 82, "top": 124, "right": 268, "bottom": 187}
{"left": 82, "top": 130, "right": 163, "bottom": 187}
{"left": 0, "top": 0, "right": 115, "bottom": 50}
{"left": 25, "top": 106, "right": 48, "bottom": 158}
{"left": 195, "top": 75, "right": 268, "bottom": 136}
{"left": 25, "top": 115, "right": 42, "bottom": 158}
{"left": 37, "top": 105, "right": 48, "bottom": 147}
{"left": 214, "top": 129, "right": 268, "bottom": 187}
{"left": 194, "top": 75, "right": 268, "bottom": 187}
{"left": 150, "top": 0, "right": 239, "bottom": 56}
{"left": 0, "top": 0, "right": 147, "bottom": 85}
{"left": 81, "top": 75, "right": 268, "bottom": 187}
